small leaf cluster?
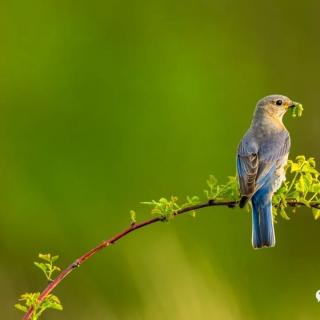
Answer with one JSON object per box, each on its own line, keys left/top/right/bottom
{"left": 204, "top": 175, "right": 239, "bottom": 201}
{"left": 15, "top": 254, "right": 63, "bottom": 319}
{"left": 15, "top": 293, "right": 62, "bottom": 320}
{"left": 139, "top": 194, "right": 201, "bottom": 221}
{"left": 34, "top": 253, "right": 61, "bottom": 281}
{"left": 138, "top": 176, "right": 238, "bottom": 222}
{"left": 141, "top": 196, "right": 187, "bottom": 221}
{"left": 183, "top": 195, "right": 201, "bottom": 217}
{"left": 273, "top": 156, "right": 320, "bottom": 219}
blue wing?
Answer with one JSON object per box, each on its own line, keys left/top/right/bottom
{"left": 237, "top": 130, "right": 290, "bottom": 197}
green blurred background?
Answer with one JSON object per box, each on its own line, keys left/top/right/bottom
{"left": 1, "top": 0, "right": 320, "bottom": 319}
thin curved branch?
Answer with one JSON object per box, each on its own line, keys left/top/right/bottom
{"left": 23, "top": 198, "right": 318, "bottom": 320}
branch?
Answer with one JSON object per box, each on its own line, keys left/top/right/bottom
{"left": 22, "top": 198, "right": 318, "bottom": 320}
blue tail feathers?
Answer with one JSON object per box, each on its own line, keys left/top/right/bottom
{"left": 251, "top": 187, "right": 275, "bottom": 248}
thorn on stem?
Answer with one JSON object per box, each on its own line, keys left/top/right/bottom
{"left": 71, "top": 261, "right": 80, "bottom": 269}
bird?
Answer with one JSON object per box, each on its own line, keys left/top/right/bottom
{"left": 236, "top": 95, "right": 299, "bottom": 249}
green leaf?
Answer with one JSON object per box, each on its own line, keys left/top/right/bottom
{"left": 290, "top": 163, "right": 300, "bottom": 173}
{"left": 40, "top": 294, "right": 63, "bottom": 312}
{"left": 51, "top": 255, "right": 59, "bottom": 262}
{"left": 34, "top": 262, "right": 48, "bottom": 274}
{"left": 311, "top": 183, "right": 320, "bottom": 193}
{"left": 14, "top": 303, "right": 28, "bottom": 313}
{"left": 312, "top": 208, "right": 320, "bottom": 220}
{"left": 280, "top": 207, "right": 290, "bottom": 220}
{"left": 188, "top": 210, "right": 196, "bottom": 218}
{"left": 53, "top": 266, "right": 61, "bottom": 272}
{"left": 49, "top": 302, "right": 63, "bottom": 311}
{"left": 140, "top": 201, "right": 155, "bottom": 205}
{"left": 296, "top": 155, "right": 306, "bottom": 164}
{"left": 129, "top": 210, "right": 136, "bottom": 224}
{"left": 38, "top": 253, "right": 51, "bottom": 262}
{"left": 186, "top": 195, "right": 200, "bottom": 205}
{"left": 308, "top": 157, "right": 316, "bottom": 168}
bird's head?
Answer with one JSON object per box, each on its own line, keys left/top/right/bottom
{"left": 256, "top": 94, "right": 299, "bottom": 120}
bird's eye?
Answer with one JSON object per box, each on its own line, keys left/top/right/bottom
{"left": 276, "top": 99, "right": 283, "bottom": 106}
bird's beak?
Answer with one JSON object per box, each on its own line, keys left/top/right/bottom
{"left": 288, "top": 101, "right": 300, "bottom": 109}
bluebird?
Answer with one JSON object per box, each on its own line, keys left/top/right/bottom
{"left": 237, "top": 95, "right": 299, "bottom": 248}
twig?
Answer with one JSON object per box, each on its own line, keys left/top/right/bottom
{"left": 22, "top": 198, "right": 318, "bottom": 320}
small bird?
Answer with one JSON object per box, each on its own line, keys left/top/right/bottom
{"left": 237, "top": 95, "right": 299, "bottom": 249}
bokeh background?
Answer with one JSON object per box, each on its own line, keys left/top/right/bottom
{"left": 1, "top": 1, "right": 320, "bottom": 319}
